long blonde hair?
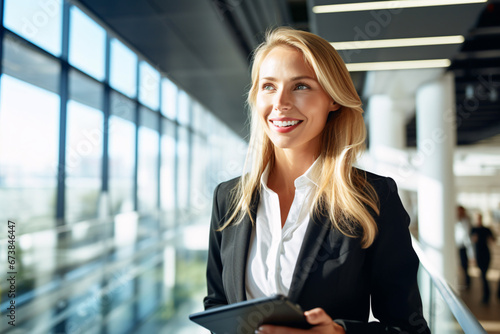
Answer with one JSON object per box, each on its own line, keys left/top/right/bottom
{"left": 221, "top": 27, "right": 379, "bottom": 248}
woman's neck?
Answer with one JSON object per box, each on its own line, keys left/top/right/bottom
{"left": 267, "top": 148, "right": 317, "bottom": 193}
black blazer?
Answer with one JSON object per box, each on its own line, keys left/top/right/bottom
{"left": 204, "top": 171, "right": 430, "bottom": 333}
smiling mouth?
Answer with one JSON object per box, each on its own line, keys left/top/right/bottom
{"left": 271, "top": 120, "right": 302, "bottom": 128}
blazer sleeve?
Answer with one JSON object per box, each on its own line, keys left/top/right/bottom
{"left": 203, "top": 183, "right": 229, "bottom": 310}
{"left": 335, "top": 177, "right": 430, "bottom": 334}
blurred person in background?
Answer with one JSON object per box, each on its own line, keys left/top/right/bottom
{"left": 455, "top": 205, "right": 473, "bottom": 289}
{"left": 470, "top": 213, "right": 495, "bottom": 304}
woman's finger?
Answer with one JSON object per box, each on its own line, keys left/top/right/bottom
{"left": 256, "top": 308, "right": 345, "bottom": 334}
{"left": 304, "top": 308, "right": 333, "bottom": 326}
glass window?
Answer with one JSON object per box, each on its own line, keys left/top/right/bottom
{"left": 69, "top": 6, "right": 106, "bottom": 81}
{"left": 65, "top": 99, "right": 103, "bottom": 223}
{"left": 207, "top": 117, "right": 247, "bottom": 187}
{"left": 137, "top": 266, "right": 158, "bottom": 320}
{"left": 106, "top": 268, "right": 135, "bottom": 334}
{"left": 161, "top": 119, "right": 176, "bottom": 216}
{"left": 191, "top": 101, "right": 207, "bottom": 134}
{"left": 177, "top": 126, "right": 190, "bottom": 218}
{"left": 2, "top": 34, "right": 60, "bottom": 94}
{"left": 110, "top": 38, "right": 137, "bottom": 98}
{"left": 191, "top": 133, "right": 210, "bottom": 215}
{"left": 107, "top": 302, "right": 134, "bottom": 334}
{"left": 137, "top": 108, "right": 159, "bottom": 213}
{"left": 64, "top": 281, "right": 103, "bottom": 333}
{"left": 3, "top": 0, "right": 63, "bottom": 56}
{"left": 139, "top": 61, "right": 160, "bottom": 111}
{"left": 69, "top": 70, "right": 103, "bottom": 111}
{"left": 0, "top": 75, "right": 60, "bottom": 231}
{"left": 161, "top": 78, "right": 177, "bottom": 120}
{"left": 66, "top": 71, "right": 104, "bottom": 223}
{"left": 177, "top": 90, "right": 191, "bottom": 126}
{"left": 109, "top": 92, "right": 136, "bottom": 215}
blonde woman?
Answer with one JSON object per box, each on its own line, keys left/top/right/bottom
{"left": 203, "top": 27, "right": 430, "bottom": 334}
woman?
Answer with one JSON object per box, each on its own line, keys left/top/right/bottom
{"left": 203, "top": 27, "right": 430, "bottom": 334}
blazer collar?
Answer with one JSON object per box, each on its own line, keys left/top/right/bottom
{"left": 288, "top": 211, "right": 330, "bottom": 302}
{"left": 231, "top": 189, "right": 331, "bottom": 303}
{"left": 232, "top": 189, "right": 259, "bottom": 302}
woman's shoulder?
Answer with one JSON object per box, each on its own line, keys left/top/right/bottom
{"left": 355, "top": 168, "right": 399, "bottom": 201}
{"left": 215, "top": 176, "right": 240, "bottom": 195}
{"left": 212, "top": 177, "right": 243, "bottom": 207}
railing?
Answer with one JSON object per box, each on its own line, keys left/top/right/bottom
{"left": 2, "top": 214, "right": 488, "bottom": 334}
{"left": 411, "top": 236, "right": 487, "bottom": 334}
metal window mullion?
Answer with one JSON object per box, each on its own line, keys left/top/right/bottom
{"left": 56, "top": 63, "right": 69, "bottom": 225}
{"left": 99, "top": 33, "right": 112, "bottom": 334}
{"left": 56, "top": 0, "right": 71, "bottom": 224}
{"left": 133, "top": 60, "right": 140, "bottom": 212}
{"left": 53, "top": 2, "right": 71, "bottom": 334}
{"left": 157, "top": 78, "right": 163, "bottom": 211}
{"left": 102, "top": 33, "right": 111, "bottom": 193}
{"left": 132, "top": 62, "right": 141, "bottom": 330}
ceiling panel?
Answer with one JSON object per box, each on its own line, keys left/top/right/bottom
{"left": 312, "top": 3, "right": 486, "bottom": 64}
{"left": 74, "top": 0, "right": 499, "bottom": 146}
{"left": 338, "top": 44, "right": 462, "bottom": 63}
{"left": 76, "top": 0, "right": 251, "bottom": 136}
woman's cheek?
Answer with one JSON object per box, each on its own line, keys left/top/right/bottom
{"left": 256, "top": 96, "right": 271, "bottom": 118}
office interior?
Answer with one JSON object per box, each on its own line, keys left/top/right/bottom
{"left": 0, "top": 0, "right": 499, "bottom": 333}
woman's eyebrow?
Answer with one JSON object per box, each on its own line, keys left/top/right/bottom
{"left": 260, "top": 75, "right": 316, "bottom": 81}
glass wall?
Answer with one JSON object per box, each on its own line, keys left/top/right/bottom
{"left": 0, "top": 74, "right": 60, "bottom": 231}
{"left": 108, "top": 92, "right": 136, "bottom": 215}
{"left": 66, "top": 69, "right": 104, "bottom": 224}
{"left": 0, "top": 1, "right": 247, "bottom": 333}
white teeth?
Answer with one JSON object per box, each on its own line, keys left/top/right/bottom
{"left": 272, "top": 120, "right": 300, "bottom": 127}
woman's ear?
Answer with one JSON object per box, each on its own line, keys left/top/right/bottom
{"left": 330, "top": 100, "right": 341, "bottom": 112}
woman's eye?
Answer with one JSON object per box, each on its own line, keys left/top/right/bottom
{"left": 295, "top": 84, "right": 309, "bottom": 90}
{"left": 262, "top": 84, "right": 274, "bottom": 91}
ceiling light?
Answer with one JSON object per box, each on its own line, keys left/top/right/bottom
{"left": 489, "top": 89, "right": 498, "bottom": 102}
{"left": 346, "top": 59, "right": 451, "bottom": 71}
{"left": 465, "top": 84, "right": 474, "bottom": 99}
{"left": 313, "top": 0, "right": 487, "bottom": 14}
{"left": 331, "top": 35, "right": 464, "bottom": 50}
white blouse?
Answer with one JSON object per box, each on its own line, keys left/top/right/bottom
{"left": 245, "top": 160, "right": 320, "bottom": 299}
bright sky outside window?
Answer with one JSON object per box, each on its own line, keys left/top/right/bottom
{"left": 69, "top": 6, "right": 106, "bottom": 81}
{"left": 3, "top": 0, "right": 63, "bottom": 56}
{"left": 139, "top": 61, "right": 161, "bottom": 111}
{"left": 110, "top": 38, "right": 138, "bottom": 98}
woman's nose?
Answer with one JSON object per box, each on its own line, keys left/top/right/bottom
{"left": 273, "top": 89, "right": 292, "bottom": 111}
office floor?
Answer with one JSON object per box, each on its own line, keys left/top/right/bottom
{"left": 459, "top": 225, "right": 500, "bottom": 334}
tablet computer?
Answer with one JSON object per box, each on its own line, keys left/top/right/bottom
{"left": 189, "top": 294, "right": 312, "bottom": 334}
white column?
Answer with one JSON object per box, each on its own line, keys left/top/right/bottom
{"left": 368, "top": 95, "right": 406, "bottom": 152}
{"left": 416, "top": 72, "right": 457, "bottom": 286}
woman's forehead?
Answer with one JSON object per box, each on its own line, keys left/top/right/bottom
{"left": 258, "top": 46, "right": 315, "bottom": 79}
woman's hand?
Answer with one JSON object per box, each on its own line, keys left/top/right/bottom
{"left": 255, "top": 308, "right": 346, "bottom": 334}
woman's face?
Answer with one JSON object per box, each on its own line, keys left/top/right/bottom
{"left": 256, "top": 46, "right": 338, "bottom": 155}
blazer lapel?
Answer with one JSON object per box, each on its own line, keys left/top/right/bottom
{"left": 287, "top": 212, "right": 330, "bottom": 302}
{"left": 231, "top": 190, "right": 260, "bottom": 302}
